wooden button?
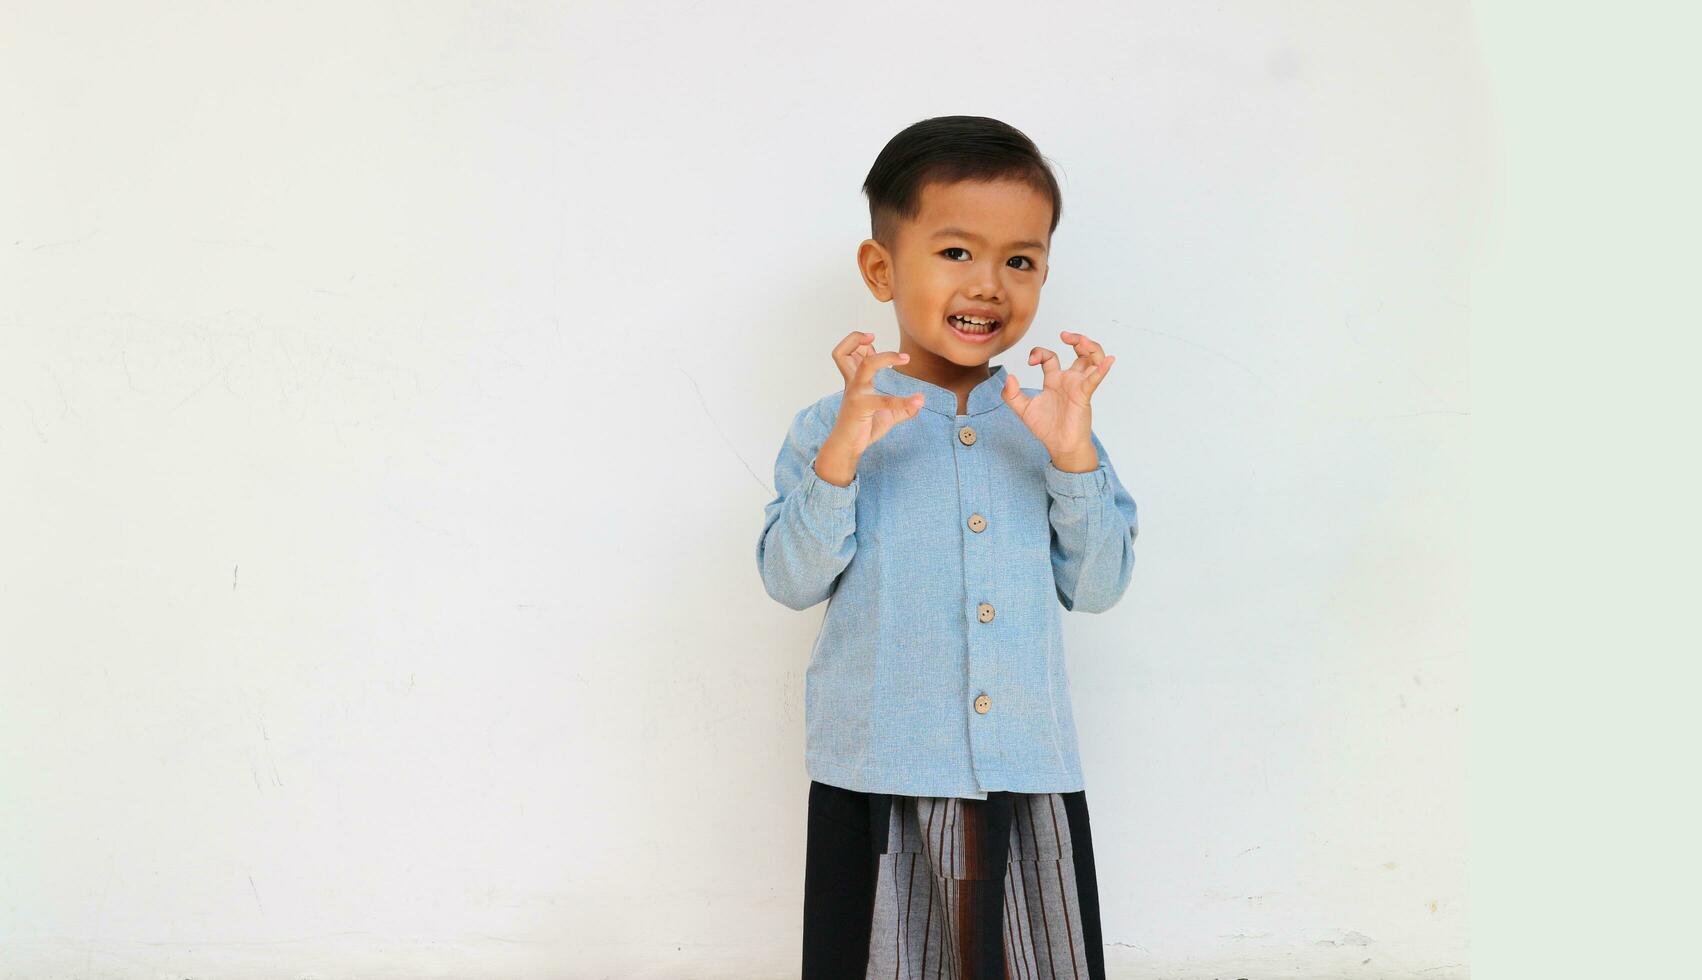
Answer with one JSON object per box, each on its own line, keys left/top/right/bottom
{"left": 968, "top": 513, "right": 986, "bottom": 533}
{"left": 976, "top": 602, "right": 995, "bottom": 623}
{"left": 958, "top": 426, "right": 977, "bottom": 446}
{"left": 974, "top": 694, "right": 991, "bottom": 714}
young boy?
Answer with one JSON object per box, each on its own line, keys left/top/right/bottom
{"left": 756, "top": 115, "right": 1138, "bottom": 980}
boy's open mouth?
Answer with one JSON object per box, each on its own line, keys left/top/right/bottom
{"left": 947, "top": 313, "right": 1001, "bottom": 343}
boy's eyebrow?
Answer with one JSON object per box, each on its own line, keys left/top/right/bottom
{"left": 929, "top": 227, "right": 1048, "bottom": 253}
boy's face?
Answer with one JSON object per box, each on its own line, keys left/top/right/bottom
{"left": 858, "top": 177, "right": 1051, "bottom": 372}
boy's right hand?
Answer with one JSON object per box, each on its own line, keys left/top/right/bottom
{"left": 814, "top": 331, "right": 925, "bottom": 486}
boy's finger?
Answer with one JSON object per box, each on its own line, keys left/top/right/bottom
{"left": 856, "top": 349, "right": 911, "bottom": 382}
{"left": 1030, "top": 346, "right": 1061, "bottom": 385}
{"left": 1000, "top": 370, "right": 1029, "bottom": 414}
{"left": 1064, "top": 332, "right": 1104, "bottom": 373}
{"left": 834, "top": 330, "right": 875, "bottom": 356}
{"left": 1083, "top": 354, "right": 1115, "bottom": 396}
{"left": 1062, "top": 330, "right": 1102, "bottom": 350}
{"left": 887, "top": 394, "right": 924, "bottom": 416}
{"left": 830, "top": 332, "right": 863, "bottom": 379}
{"left": 833, "top": 331, "right": 878, "bottom": 376}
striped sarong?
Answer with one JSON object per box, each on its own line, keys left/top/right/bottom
{"left": 803, "top": 779, "right": 1106, "bottom": 979}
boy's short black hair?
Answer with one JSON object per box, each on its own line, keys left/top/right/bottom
{"left": 861, "top": 115, "right": 1063, "bottom": 250}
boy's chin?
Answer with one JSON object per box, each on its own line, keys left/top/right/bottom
{"left": 951, "top": 350, "right": 1000, "bottom": 367}
{"left": 898, "top": 326, "right": 1008, "bottom": 366}
{"left": 943, "top": 336, "right": 1007, "bottom": 365}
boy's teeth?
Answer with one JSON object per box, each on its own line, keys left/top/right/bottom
{"left": 950, "top": 314, "right": 997, "bottom": 332}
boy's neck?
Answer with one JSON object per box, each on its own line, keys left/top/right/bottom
{"left": 894, "top": 341, "right": 991, "bottom": 416}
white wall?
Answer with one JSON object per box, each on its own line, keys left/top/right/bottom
{"left": 0, "top": 2, "right": 1481, "bottom": 977}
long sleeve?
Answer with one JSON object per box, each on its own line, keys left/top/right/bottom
{"left": 756, "top": 401, "right": 859, "bottom": 611}
{"left": 1045, "top": 429, "right": 1139, "bottom": 613}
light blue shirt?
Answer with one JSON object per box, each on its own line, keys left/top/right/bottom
{"left": 756, "top": 363, "right": 1139, "bottom": 799}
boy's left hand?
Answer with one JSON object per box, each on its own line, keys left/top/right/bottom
{"left": 1000, "top": 330, "right": 1117, "bottom": 473}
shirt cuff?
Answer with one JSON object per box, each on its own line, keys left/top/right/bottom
{"left": 804, "top": 453, "right": 860, "bottom": 509}
{"left": 1045, "top": 460, "right": 1110, "bottom": 499}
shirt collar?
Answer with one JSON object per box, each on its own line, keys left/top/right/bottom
{"left": 872, "top": 363, "right": 1010, "bottom": 418}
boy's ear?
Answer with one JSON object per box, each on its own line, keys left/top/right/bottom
{"left": 857, "top": 239, "right": 894, "bottom": 302}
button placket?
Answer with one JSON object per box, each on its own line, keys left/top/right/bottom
{"left": 958, "top": 412, "right": 1000, "bottom": 781}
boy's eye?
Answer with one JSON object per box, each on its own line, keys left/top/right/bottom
{"left": 941, "top": 247, "right": 1038, "bottom": 271}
